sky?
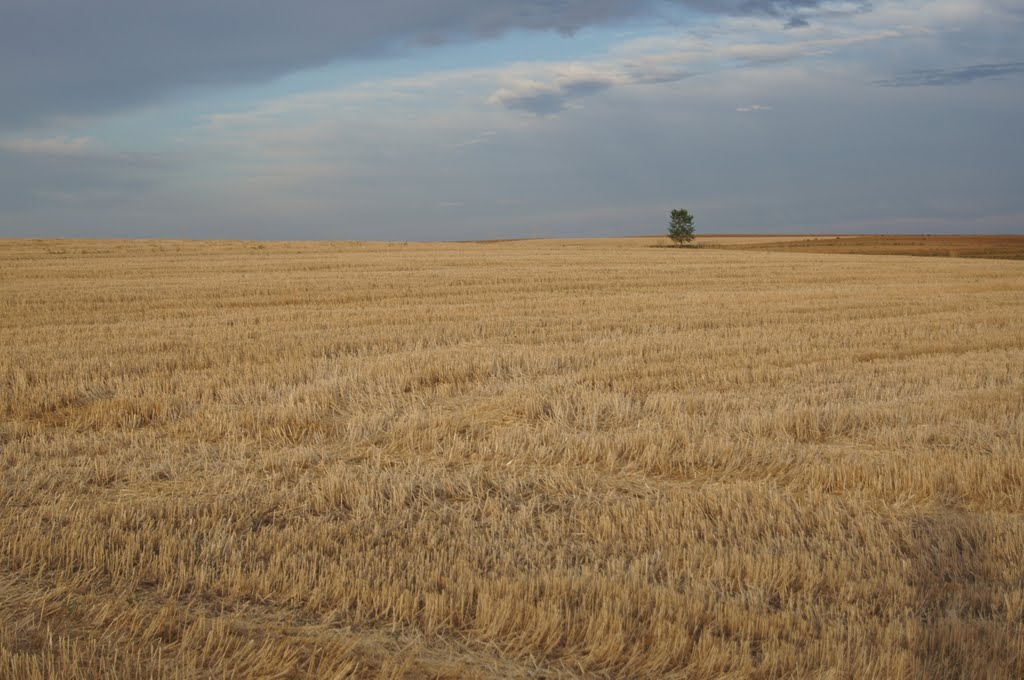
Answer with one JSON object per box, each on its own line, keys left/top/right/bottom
{"left": 1, "top": 0, "right": 1022, "bottom": 240}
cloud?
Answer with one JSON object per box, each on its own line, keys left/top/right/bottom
{"left": 724, "top": 28, "right": 903, "bottom": 63}
{"left": 453, "top": 130, "right": 498, "bottom": 148}
{"left": 488, "top": 56, "right": 702, "bottom": 114}
{"left": 783, "top": 0, "right": 873, "bottom": 28}
{"left": 487, "top": 23, "right": 903, "bottom": 114}
{"left": 0, "top": 136, "right": 96, "bottom": 156}
{"left": 683, "top": 1, "right": 827, "bottom": 16}
{"left": 0, "top": 0, "right": 833, "bottom": 129}
{"left": 875, "top": 61, "right": 1024, "bottom": 87}
{"left": 4, "top": 0, "right": 1023, "bottom": 240}
{"left": 0, "top": 144, "right": 169, "bottom": 215}
{"left": 489, "top": 66, "right": 626, "bottom": 115}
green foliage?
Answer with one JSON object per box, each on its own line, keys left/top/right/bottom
{"left": 668, "top": 209, "right": 696, "bottom": 245}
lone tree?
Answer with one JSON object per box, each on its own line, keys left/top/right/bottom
{"left": 668, "top": 209, "right": 696, "bottom": 245}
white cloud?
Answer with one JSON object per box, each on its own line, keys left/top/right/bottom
{"left": 485, "top": 16, "right": 911, "bottom": 115}
{"left": 488, "top": 65, "right": 626, "bottom": 115}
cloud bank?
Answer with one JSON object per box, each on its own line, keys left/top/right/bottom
{"left": 1, "top": 0, "right": 1022, "bottom": 239}
{"left": 875, "top": 61, "right": 1024, "bottom": 87}
{"left": 1, "top": 0, "right": 830, "bottom": 128}
{"left": 0, "top": 142, "right": 168, "bottom": 216}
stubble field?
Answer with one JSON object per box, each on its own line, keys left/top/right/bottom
{"left": 1, "top": 237, "right": 1023, "bottom": 678}
{"left": 707, "top": 234, "right": 1024, "bottom": 260}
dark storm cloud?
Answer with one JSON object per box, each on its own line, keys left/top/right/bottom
{"left": 0, "top": 0, "right": 828, "bottom": 129}
{"left": 684, "top": 0, "right": 824, "bottom": 14}
{"left": 875, "top": 62, "right": 1024, "bottom": 87}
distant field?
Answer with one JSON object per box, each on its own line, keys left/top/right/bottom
{"left": 2, "top": 238, "right": 1022, "bottom": 678}
{"left": 696, "top": 235, "right": 845, "bottom": 246}
{"left": 702, "top": 234, "right": 1024, "bottom": 260}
